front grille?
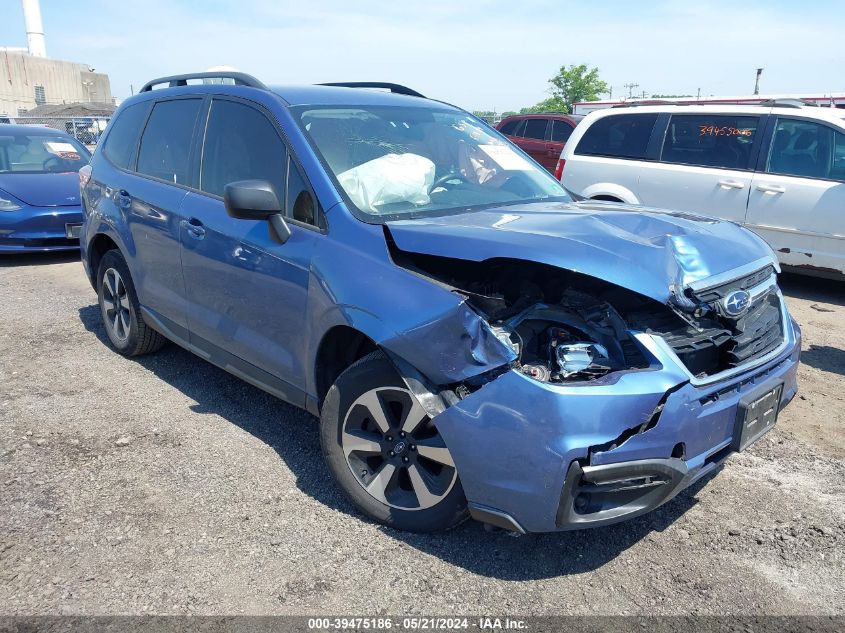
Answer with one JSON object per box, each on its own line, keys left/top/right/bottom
{"left": 727, "top": 291, "right": 783, "bottom": 366}
{"left": 693, "top": 265, "right": 776, "bottom": 304}
{"left": 688, "top": 268, "right": 785, "bottom": 375}
{"left": 636, "top": 266, "right": 786, "bottom": 378}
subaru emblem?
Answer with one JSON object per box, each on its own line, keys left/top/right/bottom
{"left": 723, "top": 290, "right": 751, "bottom": 317}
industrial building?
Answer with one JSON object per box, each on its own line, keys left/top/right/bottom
{"left": 0, "top": 0, "right": 112, "bottom": 117}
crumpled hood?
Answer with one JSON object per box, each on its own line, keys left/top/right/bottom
{"left": 385, "top": 200, "right": 777, "bottom": 304}
{"left": 0, "top": 173, "right": 81, "bottom": 207}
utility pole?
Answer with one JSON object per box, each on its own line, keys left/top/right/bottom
{"left": 607, "top": 86, "right": 613, "bottom": 100}
{"left": 697, "top": 87, "right": 701, "bottom": 100}
{"left": 642, "top": 90, "right": 647, "bottom": 99}
{"left": 624, "top": 82, "right": 639, "bottom": 98}
{"left": 753, "top": 68, "right": 763, "bottom": 95}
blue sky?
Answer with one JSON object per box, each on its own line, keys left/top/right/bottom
{"left": 1, "top": 0, "right": 841, "bottom": 111}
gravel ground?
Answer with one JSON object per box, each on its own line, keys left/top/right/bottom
{"left": 1, "top": 252, "right": 843, "bottom": 616}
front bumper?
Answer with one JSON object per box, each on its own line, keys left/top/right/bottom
{"left": 434, "top": 316, "right": 801, "bottom": 533}
{"left": 0, "top": 205, "right": 82, "bottom": 253}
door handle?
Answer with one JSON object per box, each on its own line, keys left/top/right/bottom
{"left": 180, "top": 217, "right": 206, "bottom": 239}
{"left": 717, "top": 179, "right": 745, "bottom": 190}
{"left": 756, "top": 184, "right": 786, "bottom": 194}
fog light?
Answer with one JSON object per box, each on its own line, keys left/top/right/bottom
{"left": 574, "top": 492, "right": 590, "bottom": 511}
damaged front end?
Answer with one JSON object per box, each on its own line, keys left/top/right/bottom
{"left": 380, "top": 234, "right": 799, "bottom": 533}
{"left": 386, "top": 242, "right": 659, "bottom": 393}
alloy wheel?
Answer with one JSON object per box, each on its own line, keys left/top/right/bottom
{"left": 342, "top": 386, "right": 457, "bottom": 510}
{"left": 101, "top": 267, "right": 131, "bottom": 342}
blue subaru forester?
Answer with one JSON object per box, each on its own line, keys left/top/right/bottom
{"left": 79, "top": 72, "right": 800, "bottom": 533}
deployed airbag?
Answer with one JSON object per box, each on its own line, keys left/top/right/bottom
{"left": 337, "top": 153, "right": 435, "bottom": 213}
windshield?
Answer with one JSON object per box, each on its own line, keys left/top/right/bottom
{"left": 0, "top": 131, "right": 91, "bottom": 174}
{"left": 295, "top": 105, "right": 570, "bottom": 219}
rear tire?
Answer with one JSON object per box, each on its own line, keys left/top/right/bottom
{"left": 320, "top": 351, "right": 468, "bottom": 532}
{"left": 96, "top": 249, "right": 166, "bottom": 356}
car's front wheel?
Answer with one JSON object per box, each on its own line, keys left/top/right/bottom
{"left": 96, "top": 249, "right": 166, "bottom": 356}
{"left": 320, "top": 351, "right": 468, "bottom": 532}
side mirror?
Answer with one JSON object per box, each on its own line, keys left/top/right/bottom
{"left": 223, "top": 180, "right": 291, "bottom": 244}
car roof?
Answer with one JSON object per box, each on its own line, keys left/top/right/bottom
{"left": 130, "top": 72, "right": 458, "bottom": 111}
{"left": 268, "top": 84, "right": 450, "bottom": 108}
{"left": 500, "top": 113, "right": 580, "bottom": 120}
{"left": 589, "top": 103, "right": 845, "bottom": 123}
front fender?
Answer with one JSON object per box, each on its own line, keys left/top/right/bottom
{"left": 306, "top": 213, "right": 516, "bottom": 394}
{"left": 311, "top": 296, "right": 516, "bottom": 388}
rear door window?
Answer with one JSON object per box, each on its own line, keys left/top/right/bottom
{"left": 767, "top": 118, "right": 845, "bottom": 181}
{"left": 101, "top": 101, "right": 150, "bottom": 169}
{"left": 200, "top": 99, "right": 287, "bottom": 198}
{"left": 136, "top": 99, "right": 202, "bottom": 185}
{"left": 575, "top": 113, "right": 658, "bottom": 159}
{"left": 550, "top": 120, "right": 574, "bottom": 143}
{"left": 523, "top": 118, "right": 549, "bottom": 140}
{"left": 661, "top": 114, "right": 760, "bottom": 170}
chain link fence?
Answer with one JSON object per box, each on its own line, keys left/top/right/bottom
{"left": 0, "top": 116, "right": 110, "bottom": 148}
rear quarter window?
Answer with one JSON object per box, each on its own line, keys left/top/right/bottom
{"left": 498, "top": 119, "right": 519, "bottom": 135}
{"left": 575, "top": 113, "right": 658, "bottom": 159}
{"left": 550, "top": 120, "right": 574, "bottom": 143}
{"left": 136, "top": 99, "right": 202, "bottom": 185}
{"left": 101, "top": 101, "right": 151, "bottom": 169}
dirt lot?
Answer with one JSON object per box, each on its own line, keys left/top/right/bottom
{"left": 1, "top": 253, "right": 843, "bottom": 616}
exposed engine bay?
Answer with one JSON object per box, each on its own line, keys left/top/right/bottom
{"left": 387, "top": 237, "right": 783, "bottom": 385}
{"left": 388, "top": 246, "right": 653, "bottom": 384}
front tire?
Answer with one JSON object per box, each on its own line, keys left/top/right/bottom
{"left": 320, "top": 352, "right": 468, "bottom": 532}
{"left": 96, "top": 249, "right": 166, "bottom": 356}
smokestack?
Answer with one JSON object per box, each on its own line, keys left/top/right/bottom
{"left": 21, "top": 0, "right": 47, "bottom": 58}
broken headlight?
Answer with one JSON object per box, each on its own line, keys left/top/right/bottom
{"left": 546, "top": 326, "right": 618, "bottom": 381}
{"left": 512, "top": 318, "right": 626, "bottom": 383}
{"left": 554, "top": 341, "right": 611, "bottom": 378}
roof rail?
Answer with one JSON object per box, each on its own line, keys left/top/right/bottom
{"left": 139, "top": 72, "right": 267, "bottom": 92}
{"left": 318, "top": 82, "right": 425, "bottom": 98}
{"left": 611, "top": 100, "right": 678, "bottom": 108}
{"left": 758, "top": 98, "right": 818, "bottom": 109}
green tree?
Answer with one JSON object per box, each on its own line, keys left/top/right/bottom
{"left": 547, "top": 64, "right": 608, "bottom": 113}
{"left": 519, "top": 96, "right": 569, "bottom": 114}
{"left": 521, "top": 64, "right": 608, "bottom": 114}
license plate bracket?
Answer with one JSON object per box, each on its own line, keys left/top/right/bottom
{"left": 66, "top": 223, "right": 82, "bottom": 239}
{"left": 732, "top": 382, "right": 783, "bottom": 452}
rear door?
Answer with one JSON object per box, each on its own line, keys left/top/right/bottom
{"left": 518, "top": 118, "right": 552, "bottom": 169}
{"left": 179, "top": 97, "right": 323, "bottom": 405}
{"left": 746, "top": 116, "right": 845, "bottom": 274}
{"left": 124, "top": 97, "right": 203, "bottom": 330}
{"left": 636, "top": 112, "right": 762, "bottom": 222}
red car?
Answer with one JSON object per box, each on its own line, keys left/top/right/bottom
{"left": 495, "top": 113, "right": 583, "bottom": 173}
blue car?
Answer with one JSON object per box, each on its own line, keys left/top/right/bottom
{"left": 0, "top": 125, "right": 90, "bottom": 253}
{"left": 79, "top": 73, "right": 800, "bottom": 533}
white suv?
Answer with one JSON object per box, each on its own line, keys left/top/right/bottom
{"left": 559, "top": 102, "right": 845, "bottom": 278}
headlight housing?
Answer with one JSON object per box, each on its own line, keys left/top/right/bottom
{"left": 0, "top": 189, "right": 23, "bottom": 212}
